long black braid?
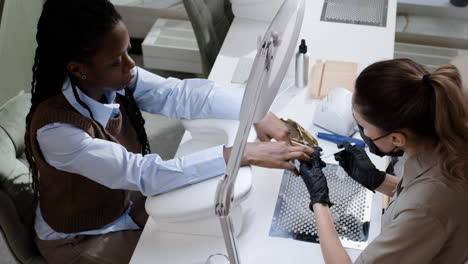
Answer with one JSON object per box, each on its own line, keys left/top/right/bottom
{"left": 25, "top": 0, "right": 151, "bottom": 200}
{"left": 121, "top": 87, "right": 152, "bottom": 155}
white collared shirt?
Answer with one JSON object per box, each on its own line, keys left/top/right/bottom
{"left": 35, "top": 67, "right": 244, "bottom": 240}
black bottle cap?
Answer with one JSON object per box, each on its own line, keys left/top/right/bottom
{"left": 299, "top": 39, "right": 307, "bottom": 53}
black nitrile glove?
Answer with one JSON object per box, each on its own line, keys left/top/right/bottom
{"left": 299, "top": 147, "right": 333, "bottom": 211}
{"left": 334, "top": 141, "right": 386, "bottom": 191}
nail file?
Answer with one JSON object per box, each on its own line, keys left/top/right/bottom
{"left": 317, "top": 132, "right": 366, "bottom": 149}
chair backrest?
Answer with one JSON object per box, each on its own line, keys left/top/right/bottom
{"left": 0, "top": 0, "right": 43, "bottom": 106}
{"left": 0, "top": 93, "right": 45, "bottom": 264}
{"left": 183, "top": 0, "right": 234, "bottom": 77}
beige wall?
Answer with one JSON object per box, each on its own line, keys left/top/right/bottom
{"left": 0, "top": 0, "right": 43, "bottom": 105}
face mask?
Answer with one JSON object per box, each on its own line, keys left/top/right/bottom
{"left": 357, "top": 124, "right": 404, "bottom": 157}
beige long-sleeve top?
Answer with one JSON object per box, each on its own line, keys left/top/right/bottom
{"left": 356, "top": 152, "right": 468, "bottom": 264}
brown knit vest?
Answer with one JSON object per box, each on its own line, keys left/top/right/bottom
{"left": 29, "top": 93, "right": 143, "bottom": 233}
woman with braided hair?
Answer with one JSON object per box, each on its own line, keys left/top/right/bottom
{"left": 25, "top": 0, "right": 313, "bottom": 262}
{"left": 299, "top": 59, "right": 468, "bottom": 263}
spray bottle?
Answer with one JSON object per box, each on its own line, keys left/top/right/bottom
{"left": 295, "top": 39, "right": 309, "bottom": 88}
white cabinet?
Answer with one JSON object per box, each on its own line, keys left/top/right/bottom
{"left": 142, "top": 19, "right": 203, "bottom": 74}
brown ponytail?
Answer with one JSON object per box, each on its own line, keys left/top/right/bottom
{"left": 354, "top": 59, "right": 468, "bottom": 183}
{"left": 429, "top": 65, "right": 468, "bottom": 182}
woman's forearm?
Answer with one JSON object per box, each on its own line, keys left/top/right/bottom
{"left": 375, "top": 174, "right": 399, "bottom": 197}
{"left": 313, "top": 203, "right": 352, "bottom": 264}
{"left": 223, "top": 146, "right": 251, "bottom": 166}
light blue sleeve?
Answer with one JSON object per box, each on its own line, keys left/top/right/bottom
{"left": 36, "top": 123, "right": 227, "bottom": 196}
{"left": 129, "top": 67, "right": 244, "bottom": 120}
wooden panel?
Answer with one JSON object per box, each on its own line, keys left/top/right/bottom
{"left": 309, "top": 60, "right": 358, "bottom": 99}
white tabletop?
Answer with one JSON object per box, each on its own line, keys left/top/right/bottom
{"left": 131, "top": 1, "right": 397, "bottom": 263}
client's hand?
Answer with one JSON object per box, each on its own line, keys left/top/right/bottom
{"left": 224, "top": 141, "right": 313, "bottom": 176}
{"left": 254, "top": 112, "right": 290, "bottom": 143}
{"left": 299, "top": 147, "right": 333, "bottom": 211}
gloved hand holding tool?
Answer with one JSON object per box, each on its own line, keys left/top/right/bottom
{"left": 333, "top": 141, "right": 386, "bottom": 191}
